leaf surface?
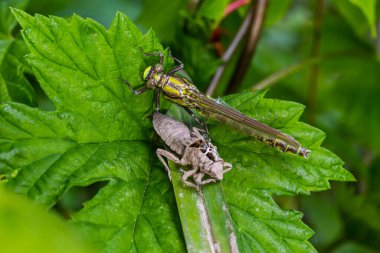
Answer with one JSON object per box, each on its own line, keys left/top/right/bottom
{"left": 208, "top": 91, "right": 353, "bottom": 252}
{"left": 333, "top": 0, "right": 378, "bottom": 39}
{"left": 2, "top": 9, "right": 185, "bottom": 253}
{"left": 349, "top": 0, "right": 377, "bottom": 37}
{"left": 1, "top": 9, "right": 354, "bottom": 253}
{"left": 0, "top": 186, "right": 98, "bottom": 253}
{"left": 0, "top": 0, "right": 36, "bottom": 106}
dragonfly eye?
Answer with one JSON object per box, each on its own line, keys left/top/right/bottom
{"left": 154, "top": 63, "right": 164, "bottom": 73}
{"left": 143, "top": 66, "right": 153, "bottom": 81}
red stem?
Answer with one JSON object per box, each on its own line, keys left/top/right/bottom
{"left": 224, "top": 0, "right": 251, "bottom": 16}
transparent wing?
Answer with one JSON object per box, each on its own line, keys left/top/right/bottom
{"left": 186, "top": 92, "right": 303, "bottom": 149}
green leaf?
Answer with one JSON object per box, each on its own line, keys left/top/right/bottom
{"left": 0, "top": 39, "right": 37, "bottom": 106}
{"left": 208, "top": 91, "right": 354, "bottom": 251}
{"left": 0, "top": 0, "right": 36, "bottom": 106}
{"left": 264, "top": 0, "right": 292, "bottom": 27}
{"left": 301, "top": 193, "right": 343, "bottom": 249}
{"left": 332, "top": 241, "right": 375, "bottom": 253}
{"left": 2, "top": 9, "right": 184, "bottom": 252}
{"left": 336, "top": 184, "right": 380, "bottom": 243}
{"left": 319, "top": 56, "right": 380, "bottom": 154}
{"left": 137, "top": 0, "right": 187, "bottom": 42}
{"left": 1, "top": 9, "right": 354, "bottom": 253}
{"left": 71, "top": 169, "right": 185, "bottom": 252}
{"left": 173, "top": 35, "right": 220, "bottom": 90}
{"left": 333, "top": 0, "right": 378, "bottom": 39}
{"left": 0, "top": 0, "right": 28, "bottom": 38}
{"left": 197, "top": 0, "right": 230, "bottom": 24}
{"left": 349, "top": 0, "right": 377, "bottom": 37}
{"left": 0, "top": 186, "right": 98, "bottom": 253}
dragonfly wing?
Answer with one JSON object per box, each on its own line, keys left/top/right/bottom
{"left": 186, "top": 93, "right": 303, "bottom": 149}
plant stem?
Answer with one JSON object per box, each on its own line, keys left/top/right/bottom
{"left": 202, "top": 184, "right": 239, "bottom": 253}
{"left": 307, "top": 0, "right": 324, "bottom": 124}
{"left": 251, "top": 51, "right": 364, "bottom": 91}
{"left": 376, "top": 21, "right": 380, "bottom": 56}
{"left": 169, "top": 166, "right": 216, "bottom": 252}
{"left": 207, "top": 5, "right": 254, "bottom": 96}
{"left": 252, "top": 57, "right": 321, "bottom": 90}
{"left": 169, "top": 166, "right": 238, "bottom": 253}
{"left": 226, "top": 0, "right": 268, "bottom": 94}
{"left": 166, "top": 107, "right": 239, "bottom": 253}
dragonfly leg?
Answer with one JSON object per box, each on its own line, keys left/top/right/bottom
{"left": 167, "top": 58, "right": 184, "bottom": 75}
{"left": 167, "top": 50, "right": 184, "bottom": 75}
{"left": 183, "top": 107, "right": 209, "bottom": 135}
{"left": 155, "top": 89, "right": 161, "bottom": 111}
{"left": 139, "top": 47, "right": 183, "bottom": 74}
{"left": 162, "top": 48, "right": 184, "bottom": 75}
{"left": 122, "top": 79, "right": 147, "bottom": 95}
{"left": 139, "top": 47, "right": 164, "bottom": 64}
{"left": 158, "top": 52, "right": 164, "bottom": 65}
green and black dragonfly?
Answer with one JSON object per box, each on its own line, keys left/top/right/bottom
{"left": 124, "top": 51, "right": 310, "bottom": 158}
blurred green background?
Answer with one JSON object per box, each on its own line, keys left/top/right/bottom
{"left": 2, "top": 0, "right": 380, "bottom": 252}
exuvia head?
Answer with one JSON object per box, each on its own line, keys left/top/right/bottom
{"left": 208, "top": 162, "right": 224, "bottom": 180}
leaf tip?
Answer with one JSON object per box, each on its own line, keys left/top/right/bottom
{"left": 113, "top": 11, "right": 131, "bottom": 25}
{"left": 10, "top": 7, "right": 22, "bottom": 20}
{"left": 339, "top": 167, "right": 356, "bottom": 182}
{"left": 10, "top": 8, "right": 32, "bottom": 29}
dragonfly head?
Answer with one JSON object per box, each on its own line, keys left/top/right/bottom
{"left": 143, "top": 64, "right": 164, "bottom": 89}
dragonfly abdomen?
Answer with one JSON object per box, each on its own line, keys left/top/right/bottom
{"left": 258, "top": 136, "right": 309, "bottom": 157}
{"left": 202, "top": 109, "right": 310, "bottom": 158}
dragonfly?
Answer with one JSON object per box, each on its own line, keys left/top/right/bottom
{"left": 124, "top": 50, "right": 311, "bottom": 158}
